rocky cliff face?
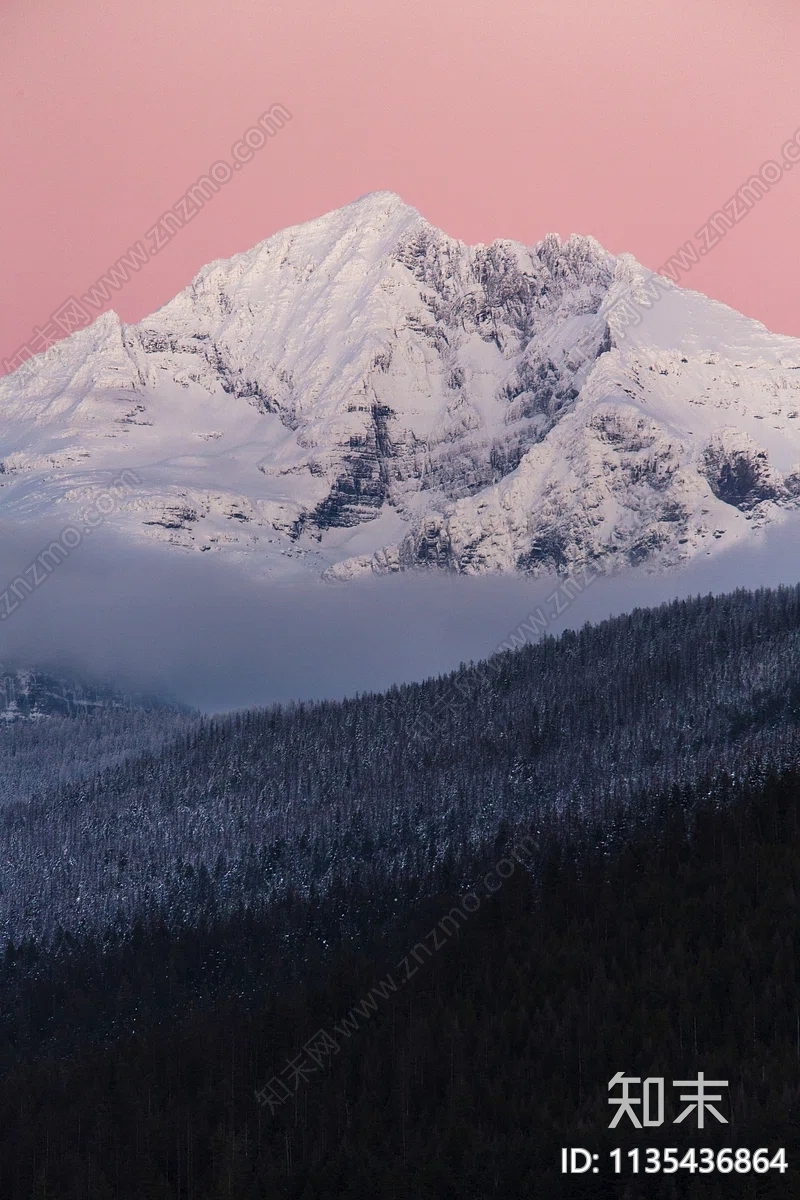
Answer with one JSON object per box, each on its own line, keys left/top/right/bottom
{"left": 2, "top": 192, "right": 800, "bottom": 582}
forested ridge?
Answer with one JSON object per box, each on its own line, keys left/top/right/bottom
{"left": 0, "top": 707, "right": 196, "bottom": 806}
{"left": 0, "top": 665, "right": 194, "bottom": 805}
{"left": 5, "top": 585, "right": 800, "bottom": 954}
{"left": 1, "top": 763, "right": 799, "bottom": 1197}
{"left": 3, "top": 584, "right": 800, "bottom": 1196}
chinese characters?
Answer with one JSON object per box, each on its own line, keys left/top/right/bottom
{"left": 609, "top": 1072, "right": 728, "bottom": 1129}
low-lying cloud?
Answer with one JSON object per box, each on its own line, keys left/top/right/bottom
{"left": 2, "top": 515, "right": 800, "bottom": 713}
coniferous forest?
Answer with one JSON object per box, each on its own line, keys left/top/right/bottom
{"left": 3, "top": 585, "right": 800, "bottom": 1196}
{"left": 1, "top": 762, "right": 800, "bottom": 1198}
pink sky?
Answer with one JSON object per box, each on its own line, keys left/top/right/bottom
{"left": 1, "top": 0, "right": 799, "bottom": 374}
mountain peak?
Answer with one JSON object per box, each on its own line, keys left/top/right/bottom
{"left": 3, "top": 196, "right": 800, "bottom": 588}
{"left": 343, "top": 189, "right": 420, "bottom": 217}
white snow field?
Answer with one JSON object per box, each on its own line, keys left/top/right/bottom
{"left": 2, "top": 190, "right": 800, "bottom": 587}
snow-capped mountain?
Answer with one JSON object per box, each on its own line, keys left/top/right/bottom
{"left": 3, "top": 190, "right": 800, "bottom": 581}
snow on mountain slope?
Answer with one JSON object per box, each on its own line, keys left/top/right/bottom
{"left": 2, "top": 190, "right": 800, "bottom": 582}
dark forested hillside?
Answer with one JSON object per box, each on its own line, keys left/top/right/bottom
{"left": 6, "top": 585, "right": 800, "bottom": 957}
{"left": 0, "top": 665, "right": 195, "bottom": 805}
{"left": 1, "top": 762, "right": 799, "bottom": 1198}
{"left": 0, "top": 706, "right": 196, "bottom": 806}
{"left": 5, "top": 585, "right": 800, "bottom": 1194}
